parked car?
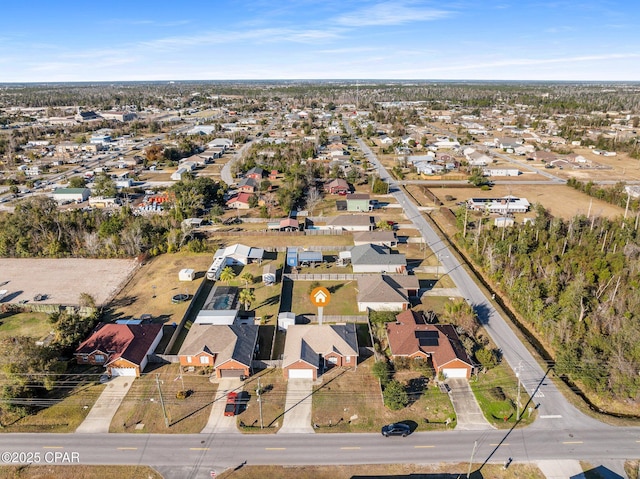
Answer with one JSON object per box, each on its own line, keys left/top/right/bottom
{"left": 224, "top": 392, "right": 239, "bottom": 417}
{"left": 381, "top": 423, "right": 411, "bottom": 437}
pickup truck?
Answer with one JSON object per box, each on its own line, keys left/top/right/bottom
{"left": 224, "top": 392, "right": 239, "bottom": 417}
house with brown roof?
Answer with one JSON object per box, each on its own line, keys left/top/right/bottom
{"left": 326, "top": 214, "right": 374, "bottom": 232}
{"left": 282, "top": 324, "right": 358, "bottom": 380}
{"left": 178, "top": 324, "right": 259, "bottom": 378}
{"left": 386, "top": 310, "right": 473, "bottom": 379}
{"left": 324, "top": 178, "right": 350, "bottom": 194}
{"left": 353, "top": 230, "right": 397, "bottom": 248}
{"left": 74, "top": 322, "right": 163, "bottom": 377}
{"left": 356, "top": 274, "right": 418, "bottom": 312}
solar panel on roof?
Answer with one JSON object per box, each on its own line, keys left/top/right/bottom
{"left": 415, "top": 330, "right": 439, "bottom": 346}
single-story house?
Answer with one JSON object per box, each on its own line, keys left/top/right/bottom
{"left": 282, "top": 324, "right": 358, "bottom": 380}
{"left": 178, "top": 324, "right": 259, "bottom": 378}
{"left": 353, "top": 230, "right": 397, "bottom": 248}
{"left": 324, "top": 178, "right": 350, "bottom": 195}
{"left": 171, "top": 167, "right": 189, "bottom": 181}
{"left": 74, "top": 322, "right": 163, "bottom": 377}
{"left": 326, "top": 214, "right": 374, "bottom": 232}
{"left": 348, "top": 243, "right": 406, "bottom": 273}
{"left": 386, "top": 310, "right": 473, "bottom": 379}
{"left": 466, "top": 196, "right": 530, "bottom": 214}
{"left": 237, "top": 177, "right": 259, "bottom": 193}
{"left": 214, "top": 243, "right": 264, "bottom": 266}
{"left": 356, "top": 274, "right": 418, "bottom": 312}
{"left": 226, "top": 192, "right": 252, "bottom": 209}
{"left": 245, "top": 166, "right": 265, "bottom": 181}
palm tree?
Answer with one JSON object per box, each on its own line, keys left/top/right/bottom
{"left": 219, "top": 266, "right": 236, "bottom": 285}
{"left": 238, "top": 288, "right": 256, "bottom": 311}
{"left": 240, "top": 272, "right": 254, "bottom": 288}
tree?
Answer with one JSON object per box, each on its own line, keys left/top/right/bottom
{"left": 68, "top": 177, "right": 86, "bottom": 189}
{"left": 443, "top": 300, "right": 479, "bottom": 337}
{"left": 239, "top": 288, "right": 256, "bottom": 311}
{"left": 305, "top": 187, "right": 322, "bottom": 215}
{"left": 219, "top": 266, "right": 236, "bottom": 284}
{"left": 93, "top": 173, "right": 117, "bottom": 198}
{"left": 376, "top": 219, "right": 392, "bottom": 231}
{"left": 383, "top": 380, "right": 409, "bottom": 410}
{"left": 240, "top": 272, "right": 254, "bottom": 287}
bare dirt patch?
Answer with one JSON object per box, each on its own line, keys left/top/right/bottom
{"left": 0, "top": 258, "right": 138, "bottom": 307}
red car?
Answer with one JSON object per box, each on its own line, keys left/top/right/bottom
{"left": 224, "top": 392, "right": 239, "bottom": 417}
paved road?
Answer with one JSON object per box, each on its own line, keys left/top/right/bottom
{"left": 343, "top": 119, "right": 601, "bottom": 431}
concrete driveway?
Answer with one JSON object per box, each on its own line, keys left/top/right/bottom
{"left": 76, "top": 376, "right": 133, "bottom": 433}
{"left": 278, "top": 379, "right": 314, "bottom": 434}
{"left": 200, "top": 378, "right": 242, "bottom": 434}
{"left": 446, "top": 378, "right": 492, "bottom": 430}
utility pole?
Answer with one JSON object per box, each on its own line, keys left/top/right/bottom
{"left": 156, "top": 373, "right": 169, "bottom": 428}
{"left": 466, "top": 440, "right": 477, "bottom": 478}
{"left": 516, "top": 361, "right": 523, "bottom": 421}
{"left": 257, "top": 377, "right": 263, "bottom": 429}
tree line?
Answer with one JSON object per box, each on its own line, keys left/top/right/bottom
{"left": 457, "top": 204, "right": 640, "bottom": 405}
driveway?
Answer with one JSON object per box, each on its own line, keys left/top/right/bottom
{"left": 76, "top": 376, "right": 133, "bottom": 433}
{"left": 277, "top": 379, "right": 314, "bottom": 434}
{"left": 200, "top": 378, "right": 242, "bottom": 434}
{"left": 537, "top": 460, "right": 585, "bottom": 478}
{"left": 446, "top": 378, "right": 492, "bottom": 430}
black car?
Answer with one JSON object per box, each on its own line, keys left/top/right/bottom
{"left": 381, "top": 423, "right": 411, "bottom": 437}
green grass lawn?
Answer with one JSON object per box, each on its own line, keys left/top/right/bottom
{"left": 290, "top": 280, "right": 360, "bottom": 316}
{"left": 470, "top": 362, "right": 536, "bottom": 428}
{"left": 0, "top": 311, "right": 52, "bottom": 341}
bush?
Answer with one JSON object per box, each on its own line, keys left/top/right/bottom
{"left": 372, "top": 360, "right": 391, "bottom": 386}
{"left": 176, "top": 390, "right": 189, "bottom": 400}
{"left": 475, "top": 347, "right": 498, "bottom": 370}
{"left": 383, "top": 380, "right": 409, "bottom": 410}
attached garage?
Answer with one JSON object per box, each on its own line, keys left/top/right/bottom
{"left": 442, "top": 368, "right": 469, "bottom": 379}
{"left": 109, "top": 367, "right": 138, "bottom": 377}
{"left": 287, "top": 368, "right": 314, "bottom": 379}
{"left": 219, "top": 369, "right": 246, "bottom": 378}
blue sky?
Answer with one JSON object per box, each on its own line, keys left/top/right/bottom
{"left": 1, "top": 0, "right": 639, "bottom": 82}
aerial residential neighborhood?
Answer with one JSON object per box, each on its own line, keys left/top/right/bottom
{"left": 2, "top": 1, "right": 640, "bottom": 478}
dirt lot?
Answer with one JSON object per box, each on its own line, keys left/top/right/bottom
{"left": 0, "top": 258, "right": 138, "bottom": 307}
{"left": 431, "top": 184, "right": 624, "bottom": 219}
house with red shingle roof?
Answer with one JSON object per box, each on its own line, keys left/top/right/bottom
{"left": 386, "top": 310, "right": 473, "bottom": 379}
{"left": 74, "top": 322, "right": 163, "bottom": 377}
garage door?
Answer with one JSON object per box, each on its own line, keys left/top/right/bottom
{"left": 288, "top": 369, "right": 313, "bottom": 379}
{"left": 219, "top": 369, "right": 245, "bottom": 378}
{"left": 442, "top": 368, "right": 468, "bottom": 379}
{"left": 110, "top": 367, "right": 137, "bottom": 377}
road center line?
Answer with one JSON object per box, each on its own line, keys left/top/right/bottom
{"left": 189, "top": 448, "right": 210, "bottom": 451}
{"left": 562, "top": 441, "right": 583, "bottom": 444}
{"left": 414, "top": 445, "right": 435, "bottom": 448}
{"left": 340, "top": 447, "right": 361, "bottom": 450}
{"left": 117, "top": 447, "right": 138, "bottom": 450}
{"left": 43, "top": 446, "right": 63, "bottom": 449}
{"left": 265, "top": 448, "right": 286, "bottom": 451}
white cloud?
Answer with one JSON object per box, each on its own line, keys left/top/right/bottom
{"left": 335, "top": 1, "right": 451, "bottom": 27}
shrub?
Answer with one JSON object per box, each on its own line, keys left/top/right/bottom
{"left": 176, "top": 390, "right": 188, "bottom": 400}
{"left": 383, "top": 380, "right": 409, "bottom": 410}
{"left": 372, "top": 360, "right": 391, "bottom": 386}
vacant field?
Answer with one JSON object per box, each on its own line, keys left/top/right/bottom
{"left": 0, "top": 311, "right": 51, "bottom": 341}
{"left": 0, "top": 258, "right": 138, "bottom": 307}
{"left": 104, "top": 251, "right": 212, "bottom": 323}
{"left": 110, "top": 363, "right": 217, "bottom": 434}
{"left": 207, "top": 232, "right": 355, "bottom": 248}
{"left": 431, "top": 184, "right": 624, "bottom": 219}
{"left": 216, "top": 463, "right": 545, "bottom": 479}
{"left": 311, "top": 357, "right": 455, "bottom": 433}
{"left": 0, "top": 465, "right": 162, "bottom": 479}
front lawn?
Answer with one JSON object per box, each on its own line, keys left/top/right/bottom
{"left": 110, "top": 363, "right": 217, "bottom": 434}
{"left": 311, "top": 357, "right": 455, "bottom": 433}
{"left": 470, "top": 362, "right": 536, "bottom": 428}
{"left": 238, "top": 368, "right": 287, "bottom": 433}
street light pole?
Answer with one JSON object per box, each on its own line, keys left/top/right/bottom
{"left": 257, "top": 377, "right": 263, "bottom": 429}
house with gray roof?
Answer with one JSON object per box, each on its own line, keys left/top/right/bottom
{"left": 178, "top": 324, "right": 259, "bottom": 378}
{"left": 349, "top": 243, "right": 406, "bottom": 273}
{"left": 356, "top": 274, "right": 419, "bottom": 312}
{"left": 282, "top": 324, "right": 358, "bottom": 380}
